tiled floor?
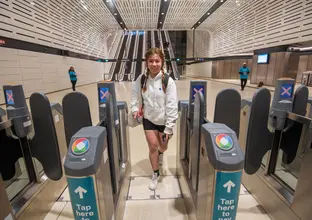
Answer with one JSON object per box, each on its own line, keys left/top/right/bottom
{"left": 40, "top": 78, "right": 272, "bottom": 220}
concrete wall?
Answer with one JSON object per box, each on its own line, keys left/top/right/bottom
{"left": 186, "top": 30, "right": 212, "bottom": 78}
{"left": 250, "top": 52, "right": 299, "bottom": 86}
{"left": 296, "top": 55, "right": 312, "bottom": 83}
{"left": 211, "top": 59, "right": 253, "bottom": 79}
{"left": 0, "top": 47, "right": 104, "bottom": 104}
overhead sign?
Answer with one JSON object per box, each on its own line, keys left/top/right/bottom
{"left": 99, "top": 87, "right": 109, "bottom": 103}
{"left": 280, "top": 84, "right": 293, "bottom": 99}
{"left": 212, "top": 171, "right": 242, "bottom": 220}
{"left": 5, "top": 90, "right": 14, "bottom": 105}
{"left": 67, "top": 176, "right": 99, "bottom": 220}
{"left": 191, "top": 84, "right": 205, "bottom": 100}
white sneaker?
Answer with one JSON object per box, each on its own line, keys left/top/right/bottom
{"left": 149, "top": 173, "right": 159, "bottom": 191}
{"left": 159, "top": 153, "right": 164, "bottom": 166}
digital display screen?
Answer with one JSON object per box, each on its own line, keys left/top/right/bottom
{"left": 99, "top": 87, "right": 109, "bottom": 103}
{"left": 257, "top": 54, "right": 269, "bottom": 64}
{"left": 5, "top": 90, "right": 14, "bottom": 105}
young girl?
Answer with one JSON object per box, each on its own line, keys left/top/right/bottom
{"left": 130, "top": 48, "right": 178, "bottom": 190}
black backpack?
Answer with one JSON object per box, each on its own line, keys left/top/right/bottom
{"left": 140, "top": 73, "right": 170, "bottom": 93}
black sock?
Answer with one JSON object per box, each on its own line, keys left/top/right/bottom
{"left": 154, "top": 169, "right": 159, "bottom": 176}
{"left": 158, "top": 150, "right": 163, "bottom": 155}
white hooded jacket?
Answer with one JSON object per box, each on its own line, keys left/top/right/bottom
{"left": 130, "top": 72, "right": 178, "bottom": 135}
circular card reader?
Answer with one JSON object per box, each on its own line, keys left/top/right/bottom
{"left": 71, "top": 138, "right": 90, "bottom": 155}
{"left": 215, "top": 134, "right": 233, "bottom": 151}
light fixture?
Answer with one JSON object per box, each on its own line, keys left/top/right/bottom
{"left": 160, "top": 22, "right": 162, "bottom": 24}
{"left": 161, "top": 12, "right": 164, "bottom": 15}
{"left": 207, "top": 12, "right": 210, "bottom": 15}
{"left": 120, "top": 22, "right": 123, "bottom": 24}
{"left": 114, "top": 13, "right": 117, "bottom": 15}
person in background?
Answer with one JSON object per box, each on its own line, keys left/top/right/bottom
{"left": 130, "top": 48, "right": 178, "bottom": 191}
{"left": 68, "top": 66, "right": 77, "bottom": 91}
{"left": 239, "top": 62, "right": 250, "bottom": 91}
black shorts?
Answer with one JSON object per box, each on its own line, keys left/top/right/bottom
{"left": 143, "top": 118, "right": 165, "bottom": 133}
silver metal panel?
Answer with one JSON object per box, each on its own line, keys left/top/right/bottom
{"left": 291, "top": 130, "right": 312, "bottom": 220}
{"left": 196, "top": 135, "right": 215, "bottom": 220}
{"left": 118, "top": 108, "right": 129, "bottom": 163}
{"left": 242, "top": 170, "right": 300, "bottom": 220}
{"left": 95, "top": 149, "right": 114, "bottom": 220}
{"left": 0, "top": 177, "right": 16, "bottom": 220}
{"left": 114, "top": 163, "right": 131, "bottom": 220}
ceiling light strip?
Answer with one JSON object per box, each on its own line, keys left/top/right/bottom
{"left": 103, "top": 0, "right": 127, "bottom": 30}
{"left": 157, "top": 0, "right": 170, "bottom": 29}
{"left": 191, "top": 0, "right": 228, "bottom": 30}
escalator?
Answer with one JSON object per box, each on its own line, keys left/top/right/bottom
{"left": 113, "top": 35, "right": 129, "bottom": 81}
{"left": 161, "top": 31, "right": 174, "bottom": 78}
{"left": 154, "top": 30, "right": 160, "bottom": 48}
{"left": 147, "top": 31, "right": 151, "bottom": 50}
{"left": 124, "top": 34, "right": 136, "bottom": 81}
{"left": 135, "top": 34, "right": 144, "bottom": 80}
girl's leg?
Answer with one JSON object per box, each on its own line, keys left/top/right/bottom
{"left": 144, "top": 130, "right": 162, "bottom": 190}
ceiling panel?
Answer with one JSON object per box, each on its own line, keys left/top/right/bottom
{"left": 0, "top": 0, "right": 119, "bottom": 57}
{"left": 164, "top": 0, "right": 217, "bottom": 30}
{"left": 114, "top": 0, "right": 161, "bottom": 30}
{"left": 198, "top": 0, "right": 312, "bottom": 56}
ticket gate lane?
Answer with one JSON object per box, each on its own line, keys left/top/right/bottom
{"left": 244, "top": 88, "right": 273, "bottom": 175}
{"left": 3, "top": 85, "right": 38, "bottom": 183}
{"left": 190, "top": 91, "right": 205, "bottom": 194}
{"left": 104, "top": 93, "right": 120, "bottom": 198}
{"left": 214, "top": 89, "right": 241, "bottom": 137}
{"left": 64, "top": 126, "right": 114, "bottom": 220}
{"left": 197, "top": 123, "right": 244, "bottom": 220}
{"left": 29, "top": 93, "right": 63, "bottom": 181}
{"left": 279, "top": 85, "right": 309, "bottom": 165}
{"left": 62, "top": 92, "right": 92, "bottom": 147}
{"left": 240, "top": 78, "right": 312, "bottom": 220}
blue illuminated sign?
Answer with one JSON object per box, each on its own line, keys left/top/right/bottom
{"left": 5, "top": 90, "right": 14, "bottom": 105}
{"left": 67, "top": 176, "right": 99, "bottom": 220}
{"left": 212, "top": 171, "right": 242, "bottom": 220}
{"left": 99, "top": 88, "right": 109, "bottom": 103}
{"left": 191, "top": 85, "right": 205, "bottom": 100}
{"left": 280, "top": 84, "right": 293, "bottom": 99}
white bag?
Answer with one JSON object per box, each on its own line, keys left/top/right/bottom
{"left": 127, "top": 111, "right": 141, "bottom": 128}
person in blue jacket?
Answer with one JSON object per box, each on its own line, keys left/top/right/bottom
{"left": 239, "top": 63, "right": 250, "bottom": 91}
{"left": 68, "top": 67, "right": 77, "bottom": 91}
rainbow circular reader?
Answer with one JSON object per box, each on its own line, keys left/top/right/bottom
{"left": 215, "top": 134, "right": 233, "bottom": 151}
{"left": 71, "top": 138, "right": 90, "bottom": 155}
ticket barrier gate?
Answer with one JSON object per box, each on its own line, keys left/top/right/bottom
{"left": 178, "top": 91, "right": 244, "bottom": 220}
{"left": 177, "top": 81, "right": 241, "bottom": 216}
{"left": 97, "top": 82, "right": 130, "bottom": 192}
{"left": 0, "top": 85, "right": 66, "bottom": 219}
{"left": 64, "top": 126, "right": 114, "bottom": 220}
{"left": 62, "top": 91, "right": 129, "bottom": 219}
{"left": 239, "top": 78, "right": 312, "bottom": 220}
